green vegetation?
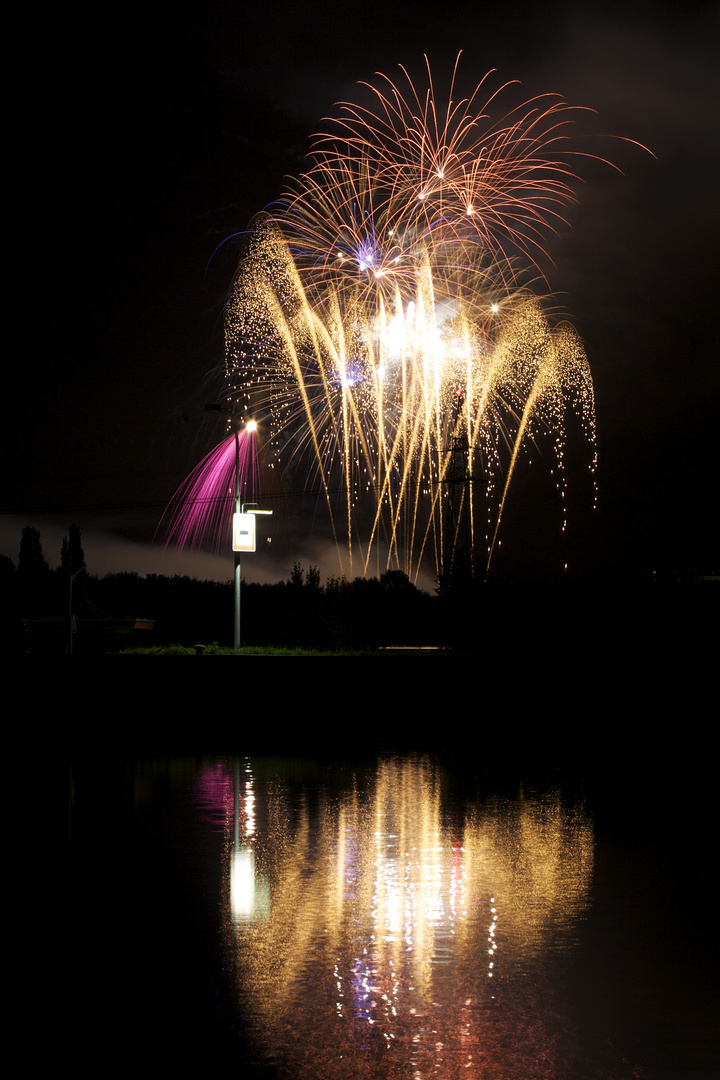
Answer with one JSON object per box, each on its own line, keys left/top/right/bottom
{"left": 120, "top": 642, "right": 391, "bottom": 656}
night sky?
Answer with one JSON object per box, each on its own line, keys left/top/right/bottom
{"left": 6, "top": 0, "right": 718, "bottom": 586}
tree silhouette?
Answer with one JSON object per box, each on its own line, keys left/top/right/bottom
{"left": 17, "top": 526, "right": 50, "bottom": 616}
{"left": 61, "top": 523, "right": 86, "bottom": 578}
{"left": 18, "top": 527, "right": 48, "bottom": 575}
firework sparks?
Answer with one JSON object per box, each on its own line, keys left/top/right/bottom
{"left": 164, "top": 57, "right": 602, "bottom": 582}
{"left": 224, "top": 224, "right": 595, "bottom": 580}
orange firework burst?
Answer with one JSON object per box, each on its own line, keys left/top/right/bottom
{"left": 271, "top": 54, "right": 602, "bottom": 301}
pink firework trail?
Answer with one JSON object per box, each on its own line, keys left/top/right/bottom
{"left": 160, "top": 429, "right": 260, "bottom": 554}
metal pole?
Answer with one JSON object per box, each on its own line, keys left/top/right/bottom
{"left": 67, "top": 567, "right": 82, "bottom": 654}
{"left": 234, "top": 425, "right": 241, "bottom": 650}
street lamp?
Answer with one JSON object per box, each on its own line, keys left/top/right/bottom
{"left": 205, "top": 405, "right": 272, "bottom": 649}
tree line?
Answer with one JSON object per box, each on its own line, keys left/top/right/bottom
{"left": 0, "top": 526, "right": 442, "bottom": 653}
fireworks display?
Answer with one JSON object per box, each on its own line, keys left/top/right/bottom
{"left": 165, "top": 57, "right": 599, "bottom": 582}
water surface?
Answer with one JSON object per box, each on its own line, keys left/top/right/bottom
{"left": 69, "top": 749, "right": 718, "bottom": 1079}
{"left": 219, "top": 755, "right": 598, "bottom": 1078}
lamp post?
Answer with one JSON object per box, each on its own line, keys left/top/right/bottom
{"left": 66, "top": 566, "right": 83, "bottom": 655}
{"left": 232, "top": 501, "right": 272, "bottom": 649}
{"left": 205, "top": 405, "right": 271, "bottom": 650}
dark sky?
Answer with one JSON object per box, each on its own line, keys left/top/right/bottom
{"left": 5, "top": 0, "right": 718, "bottom": 584}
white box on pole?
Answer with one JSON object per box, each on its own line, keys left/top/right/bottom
{"left": 232, "top": 513, "right": 256, "bottom": 552}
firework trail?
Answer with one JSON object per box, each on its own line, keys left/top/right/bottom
{"left": 165, "top": 57, "right": 602, "bottom": 582}
{"left": 161, "top": 428, "right": 260, "bottom": 553}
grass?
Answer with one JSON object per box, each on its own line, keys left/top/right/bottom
{"left": 121, "top": 642, "right": 385, "bottom": 656}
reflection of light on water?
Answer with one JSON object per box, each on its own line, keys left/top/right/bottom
{"left": 488, "top": 898, "right": 498, "bottom": 977}
{"left": 226, "top": 760, "right": 269, "bottom": 922}
{"left": 231, "top": 847, "right": 255, "bottom": 919}
{"left": 222, "top": 757, "right": 594, "bottom": 1079}
{"left": 231, "top": 846, "right": 271, "bottom": 922}
{"left": 243, "top": 767, "right": 255, "bottom": 838}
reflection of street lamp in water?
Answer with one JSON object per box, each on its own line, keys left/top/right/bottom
{"left": 231, "top": 846, "right": 256, "bottom": 920}
{"left": 230, "top": 844, "right": 270, "bottom": 921}
{"left": 231, "top": 757, "right": 269, "bottom": 922}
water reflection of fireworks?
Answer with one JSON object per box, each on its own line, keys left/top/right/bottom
{"left": 220, "top": 756, "right": 595, "bottom": 1080}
